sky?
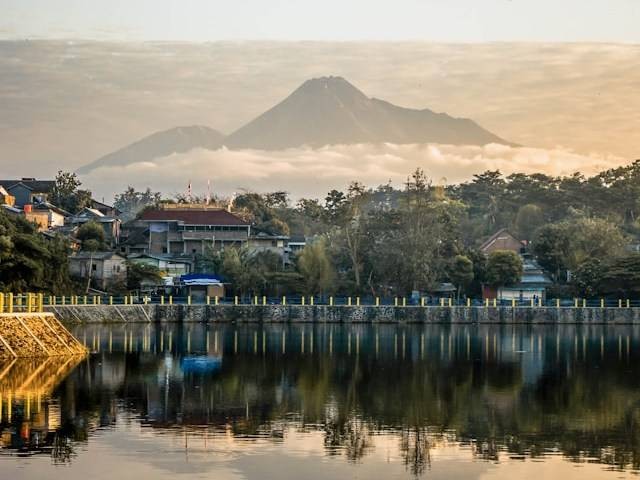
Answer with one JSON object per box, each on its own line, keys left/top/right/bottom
{"left": 0, "top": 2, "right": 639, "bottom": 200}
{"left": 1, "top": 0, "right": 640, "bottom": 42}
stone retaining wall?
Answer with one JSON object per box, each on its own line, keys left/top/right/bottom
{"left": 46, "top": 304, "right": 640, "bottom": 324}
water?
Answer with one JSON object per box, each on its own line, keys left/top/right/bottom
{"left": 2, "top": 323, "right": 640, "bottom": 479}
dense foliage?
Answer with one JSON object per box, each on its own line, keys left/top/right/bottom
{"left": 203, "top": 161, "right": 640, "bottom": 298}
{"left": 0, "top": 209, "right": 75, "bottom": 293}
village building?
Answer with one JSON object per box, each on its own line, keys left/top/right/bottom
{"left": 0, "top": 186, "right": 16, "bottom": 207}
{"left": 117, "top": 220, "right": 150, "bottom": 255}
{"left": 479, "top": 228, "right": 526, "bottom": 255}
{"left": 480, "top": 229, "right": 552, "bottom": 301}
{"left": 23, "top": 202, "right": 69, "bottom": 231}
{"left": 70, "top": 207, "right": 121, "bottom": 247}
{"left": 179, "top": 273, "right": 225, "bottom": 302}
{"left": 139, "top": 205, "right": 251, "bottom": 255}
{"left": 127, "top": 253, "right": 192, "bottom": 276}
{"left": 489, "top": 257, "right": 553, "bottom": 301}
{"left": 69, "top": 251, "right": 127, "bottom": 290}
{"left": 247, "top": 231, "right": 293, "bottom": 264}
{"left": 88, "top": 199, "right": 121, "bottom": 217}
{"left": 287, "top": 235, "right": 307, "bottom": 255}
{"left": 0, "top": 178, "right": 55, "bottom": 208}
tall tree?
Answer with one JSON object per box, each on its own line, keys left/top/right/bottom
{"left": 114, "top": 186, "right": 161, "bottom": 221}
{"left": 297, "top": 238, "right": 335, "bottom": 294}
{"left": 514, "top": 204, "right": 544, "bottom": 242}
{"left": 50, "top": 170, "right": 92, "bottom": 213}
{"left": 449, "top": 255, "right": 474, "bottom": 300}
{"left": 486, "top": 250, "right": 523, "bottom": 288}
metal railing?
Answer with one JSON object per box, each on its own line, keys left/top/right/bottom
{"left": 15, "top": 294, "right": 640, "bottom": 309}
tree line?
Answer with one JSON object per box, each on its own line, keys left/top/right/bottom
{"left": 199, "top": 161, "right": 640, "bottom": 299}
{"left": 2, "top": 161, "right": 640, "bottom": 297}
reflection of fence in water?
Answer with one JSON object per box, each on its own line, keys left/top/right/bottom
{"left": 0, "top": 356, "right": 84, "bottom": 422}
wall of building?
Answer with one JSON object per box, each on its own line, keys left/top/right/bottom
{"left": 47, "top": 304, "right": 640, "bottom": 324}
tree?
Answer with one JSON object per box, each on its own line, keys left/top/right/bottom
{"left": 127, "top": 262, "right": 163, "bottom": 290}
{"left": 449, "top": 255, "right": 474, "bottom": 300}
{"left": 599, "top": 254, "right": 640, "bottom": 297}
{"left": 219, "top": 247, "right": 284, "bottom": 296}
{"left": 514, "top": 204, "right": 544, "bottom": 242}
{"left": 571, "top": 258, "right": 604, "bottom": 297}
{"left": 486, "top": 250, "right": 523, "bottom": 288}
{"left": 114, "top": 186, "right": 161, "bottom": 222}
{"left": 533, "top": 216, "right": 626, "bottom": 282}
{"left": 532, "top": 223, "right": 571, "bottom": 282}
{"left": 0, "top": 209, "right": 74, "bottom": 293}
{"left": 297, "top": 238, "right": 335, "bottom": 294}
{"left": 76, "top": 221, "right": 106, "bottom": 251}
{"left": 50, "top": 170, "right": 92, "bottom": 213}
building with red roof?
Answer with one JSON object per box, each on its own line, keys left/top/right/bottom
{"left": 139, "top": 205, "right": 251, "bottom": 256}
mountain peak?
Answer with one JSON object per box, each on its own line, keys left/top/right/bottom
{"left": 78, "top": 77, "right": 514, "bottom": 173}
{"left": 225, "top": 76, "right": 512, "bottom": 150}
{"left": 292, "top": 76, "right": 368, "bottom": 102}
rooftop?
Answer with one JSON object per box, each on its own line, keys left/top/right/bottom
{"left": 71, "top": 251, "right": 126, "bottom": 260}
{"left": 0, "top": 179, "right": 55, "bottom": 192}
{"left": 140, "top": 208, "right": 249, "bottom": 226}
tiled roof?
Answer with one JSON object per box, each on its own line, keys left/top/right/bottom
{"left": 71, "top": 251, "right": 125, "bottom": 260}
{"left": 139, "top": 209, "right": 249, "bottom": 226}
{"left": 0, "top": 180, "right": 55, "bottom": 192}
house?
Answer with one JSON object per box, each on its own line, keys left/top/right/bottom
{"left": 287, "top": 235, "right": 307, "bottom": 255}
{"left": 41, "top": 230, "right": 81, "bottom": 252}
{"left": 248, "top": 231, "right": 291, "bottom": 263}
{"left": 479, "top": 228, "right": 525, "bottom": 255}
{"left": 0, "top": 186, "right": 16, "bottom": 207}
{"left": 23, "top": 202, "right": 69, "bottom": 231}
{"left": 139, "top": 205, "right": 250, "bottom": 256}
{"left": 484, "top": 256, "right": 553, "bottom": 302}
{"left": 179, "top": 273, "right": 225, "bottom": 301}
{"left": 0, "top": 178, "right": 55, "bottom": 208}
{"left": 127, "top": 253, "right": 192, "bottom": 276}
{"left": 117, "top": 220, "right": 149, "bottom": 255}
{"left": 481, "top": 229, "right": 552, "bottom": 301}
{"left": 70, "top": 207, "right": 121, "bottom": 246}
{"left": 89, "top": 199, "right": 121, "bottom": 217}
{"left": 69, "top": 252, "right": 127, "bottom": 290}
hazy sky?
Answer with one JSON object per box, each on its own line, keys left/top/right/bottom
{"left": 1, "top": 0, "right": 639, "bottom": 42}
{"left": 1, "top": 2, "right": 639, "bottom": 200}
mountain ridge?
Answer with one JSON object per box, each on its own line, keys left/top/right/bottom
{"left": 77, "top": 76, "right": 514, "bottom": 174}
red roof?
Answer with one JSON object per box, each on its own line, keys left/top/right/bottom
{"left": 140, "top": 209, "right": 249, "bottom": 226}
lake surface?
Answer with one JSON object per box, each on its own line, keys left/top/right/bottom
{"left": 2, "top": 323, "right": 640, "bottom": 479}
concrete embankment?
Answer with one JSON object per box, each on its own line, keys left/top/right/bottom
{"left": 46, "top": 304, "right": 640, "bottom": 324}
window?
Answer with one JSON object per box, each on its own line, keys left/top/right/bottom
{"left": 192, "top": 248, "right": 197, "bottom": 253}
{"left": 92, "top": 264, "right": 97, "bottom": 271}
{"left": 162, "top": 247, "right": 168, "bottom": 253}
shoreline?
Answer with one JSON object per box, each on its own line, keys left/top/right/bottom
{"left": 46, "top": 304, "right": 640, "bottom": 324}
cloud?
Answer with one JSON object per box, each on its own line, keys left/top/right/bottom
{"left": 80, "top": 143, "right": 627, "bottom": 202}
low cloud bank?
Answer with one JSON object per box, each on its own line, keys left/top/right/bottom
{"left": 82, "top": 143, "right": 628, "bottom": 202}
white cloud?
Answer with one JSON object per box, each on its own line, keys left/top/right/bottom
{"left": 81, "top": 143, "right": 627, "bottom": 202}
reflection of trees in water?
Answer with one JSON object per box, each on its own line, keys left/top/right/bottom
{"left": 399, "top": 426, "right": 432, "bottom": 476}
{"left": 51, "top": 435, "right": 74, "bottom": 464}
{"left": 19, "top": 325, "right": 640, "bottom": 473}
{"left": 324, "top": 412, "right": 373, "bottom": 462}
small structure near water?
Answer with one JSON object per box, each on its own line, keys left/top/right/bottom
{"left": 0, "top": 294, "right": 87, "bottom": 358}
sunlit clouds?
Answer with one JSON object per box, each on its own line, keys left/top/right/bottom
{"left": 81, "top": 143, "right": 627, "bottom": 201}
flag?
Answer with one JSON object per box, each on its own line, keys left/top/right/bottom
{"left": 206, "top": 179, "right": 211, "bottom": 205}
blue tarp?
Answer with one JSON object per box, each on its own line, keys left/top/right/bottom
{"left": 180, "top": 273, "right": 223, "bottom": 285}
